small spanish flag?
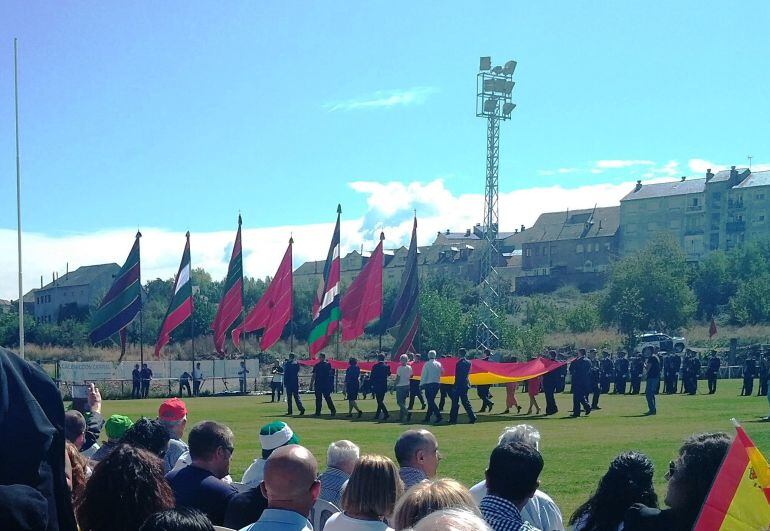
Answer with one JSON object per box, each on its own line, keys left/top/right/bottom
{"left": 694, "top": 420, "right": 770, "bottom": 530}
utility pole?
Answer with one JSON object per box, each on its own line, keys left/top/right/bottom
{"left": 476, "top": 56, "right": 517, "bottom": 352}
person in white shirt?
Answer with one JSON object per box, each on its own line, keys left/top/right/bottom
{"left": 469, "top": 424, "right": 565, "bottom": 531}
{"left": 192, "top": 363, "right": 204, "bottom": 397}
{"left": 323, "top": 454, "right": 403, "bottom": 531}
{"left": 395, "top": 355, "right": 413, "bottom": 422}
{"left": 419, "top": 350, "right": 443, "bottom": 424}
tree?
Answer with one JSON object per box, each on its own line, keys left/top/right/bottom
{"left": 690, "top": 251, "right": 733, "bottom": 319}
{"left": 564, "top": 300, "right": 600, "bottom": 333}
{"left": 600, "top": 236, "right": 695, "bottom": 344}
{"left": 728, "top": 273, "right": 770, "bottom": 325}
{"left": 418, "top": 288, "right": 467, "bottom": 354}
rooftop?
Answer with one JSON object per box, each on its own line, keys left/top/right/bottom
{"left": 621, "top": 178, "right": 706, "bottom": 201}
{"left": 37, "top": 263, "right": 120, "bottom": 291}
{"left": 734, "top": 170, "right": 770, "bottom": 189}
{"left": 522, "top": 206, "right": 620, "bottom": 243}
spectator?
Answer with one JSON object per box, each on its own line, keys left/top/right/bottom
{"left": 395, "top": 354, "right": 413, "bottom": 422}
{"left": 0, "top": 484, "right": 50, "bottom": 531}
{"left": 239, "top": 361, "right": 251, "bottom": 394}
{"left": 469, "top": 424, "right": 564, "bottom": 531}
{"left": 345, "top": 358, "right": 363, "bottom": 418}
{"left": 224, "top": 479, "right": 269, "bottom": 530}
{"left": 120, "top": 417, "right": 171, "bottom": 458}
{"left": 65, "top": 410, "right": 96, "bottom": 458}
{"left": 241, "top": 445, "right": 320, "bottom": 531}
{"left": 624, "top": 432, "right": 731, "bottom": 531}
{"left": 271, "top": 360, "right": 284, "bottom": 402}
{"left": 91, "top": 414, "right": 134, "bottom": 463}
{"left": 165, "top": 421, "right": 238, "bottom": 526}
{"left": 158, "top": 398, "right": 190, "bottom": 473}
{"left": 479, "top": 442, "right": 543, "bottom": 531}
{"left": 242, "top": 421, "right": 300, "bottom": 487}
{"left": 132, "top": 363, "right": 141, "bottom": 399}
{"left": 77, "top": 444, "right": 174, "bottom": 531}
{"left": 570, "top": 452, "right": 657, "bottom": 531}
{"left": 324, "top": 454, "right": 404, "bottom": 531}
{"left": 139, "top": 508, "right": 214, "bottom": 531}
{"left": 64, "top": 441, "right": 88, "bottom": 503}
{"left": 419, "top": 350, "right": 443, "bottom": 424}
{"left": 392, "top": 478, "right": 479, "bottom": 530}
{"left": 412, "top": 508, "right": 493, "bottom": 531}
{"left": 394, "top": 429, "right": 441, "bottom": 490}
{"left": 319, "top": 440, "right": 360, "bottom": 507}
{"left": 65, "top": 383, "right": 105, "bottom": 458}
{"left": 140, "top": 363, "right": 153, "bottom": 398}
{"left": 179, "top": 371, "right": 192, "bottom": 397}
{"left": 193, "top": 362, "right": 204, "bottom": 396}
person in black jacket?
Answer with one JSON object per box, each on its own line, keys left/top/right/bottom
{"left": 705, "top": 351, "right": 721, "bottom": 394}
{"left": 629, "top": 354, "right": 643, "bottom": 395}
{"left": 310, "top": 353, "right": 336, "bottom": 416}
{"left": 449, "top": 348, "right": 477, "bottom": 424}
{"left": 282, "top": 353, "right": 305, "bottom": 416}
{"left": 599, "top": 352, "right": 614, "bottom": 394}
{"left": 569, "top": 349, "right": 592, "bottom": 417}
{"left": 742, "top": 354, "right": 757, "bottom": 396}
{"left": 370, "top": 353, "right": 391, "bottom": 420}
{"left": 131, "top": 364, "right": 141, "bottom": 399}
{"left": 0, "top": 347, "right": 78, "bottom": 531}
{"left": 758, "top": 352, "right": 769, "bottom": 397}
{"left": 589, "top": 354, "right": 602, "bottom": 410}
{"left": 669, "top": 352, "right": 682, "bottom": 394}
{"left": 614, "top": 352, "right": 630, "bottom": 394}
{"left": 542, "top": 350, "right": 560, "bottom": 416}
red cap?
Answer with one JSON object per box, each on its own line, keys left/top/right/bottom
{"left": 158, "top": 398, "right": 187, "bottom": 422}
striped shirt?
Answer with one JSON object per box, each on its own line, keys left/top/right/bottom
{"left": 318, "top": 466, "right": 349, "bottom": 507}
{"left": 480, "top": 495, "right": 541, "bottom": 531}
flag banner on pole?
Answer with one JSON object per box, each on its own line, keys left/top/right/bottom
{"left": 212, "top": 216, "right": 244, "bottom": 356}
{"left": 388, "top": 215, "right": 419, "bottom": 359}
{"left": 300, "top": 355, "right": 570, "bottom": 385}
{"left": 341, "top": 233, "right": 384, "bottom": 342}
{"left": 694, "top": 422, "right": 770, "bottom": 530}
{"left": 308, "top": 205, "right": 342, "bottom": 357}
{"left": 233, "top": 238, "right": 293, "bottom": 351}
{"left": 154, "top": 232, "right": 193, "bottom": 358}
{"left": 90, "top": 232, "right": 142, "bottom": 345}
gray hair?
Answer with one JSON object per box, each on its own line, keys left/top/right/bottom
{"left": 412, "top": 508, "right": 492, "bottom": 531}
{"left": 427, "top": 350, "right": 437, "bottom": 359}
{"left": 497, "top": 424, "right": 540, "bottom": 451}
{"left": 327, "top": 440, "right": 360, "bottom": 469}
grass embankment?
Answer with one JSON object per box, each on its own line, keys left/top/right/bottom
{"left": 101, "top": 380, "right": 769, "bottom": 519}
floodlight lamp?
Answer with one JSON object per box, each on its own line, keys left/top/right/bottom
{"left": 504, "top": 81, "right": 515, "bottom": 94}
{"left": 491, "top": 65, "right": 503, "bottom": 75}
{"left": 493, "top": 79, "right": 507, "bottom": 93}
{"left": 503, "top": 60, "right": 517, "bottom": 75}
{"left": 484, "top": 98, "right": 498, "bottom": 113}
{"left": 502, "top": 102, "right": 516, "bottom": 115}
{"left": 483, "top": 79, "right": 495, "bottom": 92}
{"left": 479, "top": 56, "right": 492, "bottom": 71}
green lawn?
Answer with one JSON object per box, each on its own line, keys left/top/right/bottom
{"left": 101, "top": 380, "right": 770, "bottom": 520}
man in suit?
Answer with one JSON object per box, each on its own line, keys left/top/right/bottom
{"left": 569, "top": 349, "right": 592, "bottom": 417}
{"left": 629, "top": 353, "right": 643, "bottom": 395}
{"left": 669, "top": 352, "right": 682, "bottom": 394}
{"left": 542, "top": 350, "right": 560, "bottom": 416}
{"left": 599, "top": 352, "right": 614, "bottom": 394}
{"left": 370, "top": 353, "right": 391, "bottom": 420}
{"left": 705, "top": 351, "right": 721, "bottom": 395}
{"left": 311, "top": 353, "right": 336, "bottom": 416}
{"left": 742, "top": 354, "right": 757, "bottom": 396}
{"left": 614, "top": 352, "right": 629, "bottom": 394}
{"left": 476, "top": 349, "right": 495, "bottom": 413}
{"left": 283, "top": 353, "right": 305, "bottom": 416}
{"left": 449, "top": 348, "right": 476, "bottom": 424}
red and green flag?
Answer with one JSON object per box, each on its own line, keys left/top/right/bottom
{"left": 212, "top": 216, "right": 244, "bottom": 356}
{"left": 341, "top": 232, "right": 384, "bottom": 342}
{"left": 90, "top": 232, "right": 142, "bottom": 345}
{"left": 694, "top": 421, "right": 770, "bottom": 530}
{"left": 308, "top": 205, "right": 342, "bottom": 357}
{"left": 154, "top": 232, "right": 193, "bottom": 358}
{"left": 388, "top": 216, "right": 420, "bottom": 359}
{"left": 232, "top": 237, "right": 293, "bottom": 351}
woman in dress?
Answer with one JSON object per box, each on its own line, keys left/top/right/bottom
{"left": 345, "top": 358, "right": 363, "bottom": 418}
{"left": 525, "top": 375, "right": 542, "bottom": 415}
{"left": 503, "top": 382, "right": 521, "bottom": 414}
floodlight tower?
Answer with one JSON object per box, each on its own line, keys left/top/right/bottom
{"left": 476, "top": 56, "right": 517, "bottom": 352}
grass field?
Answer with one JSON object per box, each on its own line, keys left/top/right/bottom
{"left": 101, "top": 380, "right": 770, "bottom": 520}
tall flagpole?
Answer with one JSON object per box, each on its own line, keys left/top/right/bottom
{"left": 137, "top": 231, "right": 144, "bottom": 367}
{"left": 14, "top": 38, "right": 24, "bottom": 359}
{"left": 189, "top": 232, "right": 195, "bottom": 376}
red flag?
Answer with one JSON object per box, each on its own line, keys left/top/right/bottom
{"left": 212, "top": 216, "right": 244, "bottom": 356}
{"left": 341, "top": 233, "right": 384, "bottom": 341}
{"left": 709, "top": 318, "right": 718, "bottom": 339}
{"left": 232, "top": 238, "right": 293, "bottom": 351}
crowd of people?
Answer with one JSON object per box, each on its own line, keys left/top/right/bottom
{"left": 1, "top": 342, "right": 764, "bottom": 531}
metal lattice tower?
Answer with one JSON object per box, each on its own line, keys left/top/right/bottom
{"left": 476, "top": 57, "right": 517, "bottom": 351}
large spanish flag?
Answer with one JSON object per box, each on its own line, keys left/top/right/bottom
{"left": 694, "top": 421, "right": 770, "bottom": 530}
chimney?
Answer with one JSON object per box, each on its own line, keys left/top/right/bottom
{"left": 635, "top": 180, "right": 642, "bottom": 192}
{"left": 521, "top": 224, "right": 525, "bottom": 232}
{"left": 40, "top": 276, "right": 43, "bottom": 288}
{"left": 681, "top": 176, "right": 686, "bottom": 182}
{"left": 445, "top": 229, "right": 450, "bottom": 235}
{"left": 514, "top": 229, "right": 518, "bottom": 234}
{"left": 705, "top": 168, "right": 714, "bottom": 182}
{"left": 465, "top": 228, "right": 471, "bottom": 237}
{"left": 66, "top": 262, "right": 69, "bottom": 275}
{"left": 52, "top": 272, "right": 55, "bottom": 284}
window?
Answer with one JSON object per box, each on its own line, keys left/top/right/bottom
{"left": 576, "top": 244, "right": 584, "bottom": 254}
{"left": 625, "top": 223, "right": 637, "bottom": 234}
{"left": 647, "top": 222, "right": 657, "bottom": 231}
{"left": 757, "top": 193, "right": 765, "bottom": 201}
{"left": 525, "top": 248, "right": 532, "bottom": 257}
{"left": 712, "top": 192, "right": 722, "bottom": 201}
{"left": 669, "top": 219, "right": 681, "bottom": 229}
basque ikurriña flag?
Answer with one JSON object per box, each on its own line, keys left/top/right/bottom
{"left": 341, "top": 232, "right": 384, "bottom": 342}
{"left": 232, "top": 237, "right": 293, "bottom": 351}
{"left": 388, "top": 216, "right": 420, "bottom": 359}
{"left": 308, "top": 205, "right": 342, "bottom": 357}
{"left": 154, "top": 232, "right": 193, "bottom": 358}
{"left": 90, "top": 232, "right": 142, "bottom": 345}
{"left": 211, "top": 216, "right": 244, "bottom": 356}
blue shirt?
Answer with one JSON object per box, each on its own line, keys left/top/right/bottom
{"left": 166, "top": 464, "right": 237, "bottom": 525}
{"left": 318, "top": 467, "right": 349, "bottom": 507}
{"left": 480, "top": 495, "right": 539, "bottom": 531}
{"left": 399, "top": 467, "right": 427, "bottom": 490}
{"left": 240, "top": 508, "right": 313, "bottom": 531}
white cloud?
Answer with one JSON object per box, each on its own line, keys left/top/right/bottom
{"left": 595, "top": 159, "right": 654, "bottom": 169}
{"left": 688, "top": 158, "right": 728, "bottom": 174}
{"left": 323, "top": 87, "right": 438, "bottom": 112}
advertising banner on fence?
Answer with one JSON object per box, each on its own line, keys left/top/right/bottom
{"left": 59, "top": 359, "right": 259, "bottom": 382}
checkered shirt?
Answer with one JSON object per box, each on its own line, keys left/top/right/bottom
{"left": 399, "top": 466, "right": 428, "bottom": 490}
{"left": 480, "top": 495, "right": 541, "bottom": 531}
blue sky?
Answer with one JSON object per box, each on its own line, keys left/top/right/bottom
{"left": 1, "top": 1, "right": 769, "bottom": 297}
